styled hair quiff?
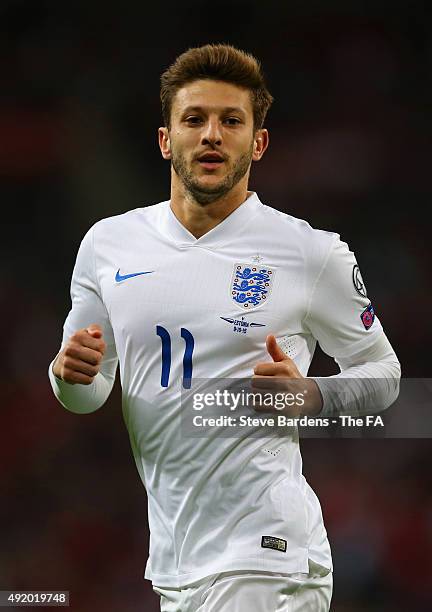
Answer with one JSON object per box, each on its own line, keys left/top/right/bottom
{"left": 160, "top": 44, "right": 274, "bottom": 131}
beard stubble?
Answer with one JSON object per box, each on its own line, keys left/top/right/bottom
{"left": 171, "top": 142, "right": 254, "bottom": 205}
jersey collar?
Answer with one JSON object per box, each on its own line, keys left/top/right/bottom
{"left": 160, "top": 191, "right": 263, "bottom": 248}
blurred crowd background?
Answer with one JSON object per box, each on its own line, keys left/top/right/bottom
{"left": 1, "top": 1, "right": 431, "bottom": 610}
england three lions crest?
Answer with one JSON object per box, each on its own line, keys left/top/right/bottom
{"left": 231, "top": 264, "right": 274, "bottom": 309}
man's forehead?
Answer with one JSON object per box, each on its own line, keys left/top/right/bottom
{"left": 172, "top": 80, "right": 253, "bottom": 115}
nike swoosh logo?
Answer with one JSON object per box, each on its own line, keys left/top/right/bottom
{"left": 115, "top": 269, "right": 154, "bottom": 282}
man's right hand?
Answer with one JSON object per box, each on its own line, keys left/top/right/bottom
{"left": 52, "top": 324, "right": 106, "bottom": 385}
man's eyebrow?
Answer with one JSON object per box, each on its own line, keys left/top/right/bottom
{"left": 180, "top": 105, "right": 247, "bottom": 116}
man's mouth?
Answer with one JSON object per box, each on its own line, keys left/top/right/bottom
{"left": 197, "top": 153, "right": 225, "bottom": 170}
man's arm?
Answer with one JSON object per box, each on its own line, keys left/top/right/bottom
{"left": 252, "top": 235, "right": 401, "bottom": 417}
{"left": 48, "top": 225, "right": 119, "bottom": 414}
{"left": 304, "top": 235, "right": 401, "bottom": 416}
{"left": 311, "top": 332, "right": 401, "bottom": 417}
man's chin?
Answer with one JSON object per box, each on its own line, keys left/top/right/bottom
{"left": 191, "top": 174, "right": 231, "bottom": 193}
{"left": 195, "top": 179, "right": 226, "bottom": 193}
{"left": 186, "top": 179, "right": 231, "bottom": 204}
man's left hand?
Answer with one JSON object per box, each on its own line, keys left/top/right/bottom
{"left": 252, "top": 334, "right": 323, "bottom": 417}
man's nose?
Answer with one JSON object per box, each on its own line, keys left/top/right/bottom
{"left": 201, "top": 117, "right": 222, "bottom": 146}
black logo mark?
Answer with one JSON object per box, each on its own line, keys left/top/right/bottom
{"left": 261, "top": 536, "right": 287, "bottom": 553}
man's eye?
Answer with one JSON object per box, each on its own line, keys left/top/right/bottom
{"left": 224, "top": 117, "right": 241, "bottom": 125}
{"left": 185, "top": 116, "right": 202, "bottom": 124}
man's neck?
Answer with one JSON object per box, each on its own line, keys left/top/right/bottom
{"left": 169, "top": 181, "right": 252, "bottom": 239}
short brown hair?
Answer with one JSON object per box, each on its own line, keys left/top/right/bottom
{"left": 160, "top": 44, "right": 274, "bottom": 131}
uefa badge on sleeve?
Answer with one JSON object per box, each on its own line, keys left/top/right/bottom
{"left": 231, "top": 263, "right": 274, "bottom": 309}
{"left": 361, "top": 303, "right": 375, "bottom": 330}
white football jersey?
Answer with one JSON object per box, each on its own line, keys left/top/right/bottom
{"left": 50, "top": 192, "right": 384, "bottom": 587}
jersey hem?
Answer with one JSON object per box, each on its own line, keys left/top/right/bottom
{"left": 145, "top": 550, "right": 315, "bottom": 588}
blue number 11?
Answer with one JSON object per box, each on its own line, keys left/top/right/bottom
{"left": 156, "top": 326, "right": 195, "bottom": 389}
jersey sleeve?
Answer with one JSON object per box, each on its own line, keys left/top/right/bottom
{"left": 48, "top": 225, "right": 118, "bottom": 413}
{"left": 311, "top": 332, "right": 401, "bottom": 417}
{"left": 304, "top": 235, "right": 384, "bottom": 360}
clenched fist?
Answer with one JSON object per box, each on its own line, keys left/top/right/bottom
{"left": 52, "top": 324, "right": 106, "bottom": 385}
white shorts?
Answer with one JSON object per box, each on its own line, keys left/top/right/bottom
{"left": 153, "top": 560, "right": 333, "bottom": 612}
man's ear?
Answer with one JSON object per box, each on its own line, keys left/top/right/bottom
{"left": 158, "top": 127, "right": 171, "bottom": 160}
{"left": 252, "top": 128, "right": 269, "bottom": 161}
